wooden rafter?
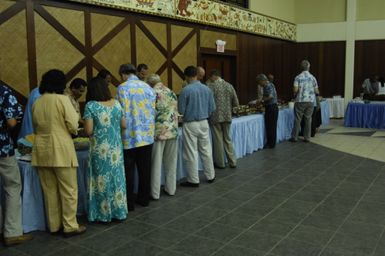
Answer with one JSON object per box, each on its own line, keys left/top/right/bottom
{"left": 34, "top": 4, "right": 86, "bottom": 54}
{"left": 0, "top": 1, "right": 24, "bottom": 26}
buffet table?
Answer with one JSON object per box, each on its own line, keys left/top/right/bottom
{"left": 12, "top": 102, "right": 330, "bottom": 232}
{"left": 326, "top": 97, "right": 345, "bottom": 118}
{"left": 344, "top": 102, "right": 385, "bottom": 129}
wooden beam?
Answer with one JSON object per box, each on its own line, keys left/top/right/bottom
{"left": 34, "top": 4, "right": 86, "bottom": 55}
{"left": 26, "top": 0, "right": 37, "bottom": 90}
{"left": 0, "top": 1, "right": 24, "bottom": 26}
{"left": 136, "top": 20, "right": 168, "bottom": 57}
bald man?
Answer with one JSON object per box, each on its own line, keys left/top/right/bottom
{"left": 197, "top": 66, "right": 206, "bottom": 82}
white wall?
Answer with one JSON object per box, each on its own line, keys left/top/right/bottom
{"left": 248, "top": 0, "right": 295, "bottom": 23}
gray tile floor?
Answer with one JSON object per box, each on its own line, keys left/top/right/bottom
{"left": 2, "top": 141, "right": 385, "bottom": 256}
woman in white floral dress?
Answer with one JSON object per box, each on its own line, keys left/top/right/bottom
{"left": 83, "top": 77, "right": 128, "bottom": 222}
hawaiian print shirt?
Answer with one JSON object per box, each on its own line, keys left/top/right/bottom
{"left": 116, "top": 75, "right": 156, "bottom": 149}
{"left": 0, "top": 84, "right": 23, "bottom": 157}
{"left": 294, "top": 71, "right": 318, "bottom": 103}
{"left": 207, "top": 78, "right": 239, "bottom": 124}
{"left": 153, "top": 82, "right": 178, "bottom": 141}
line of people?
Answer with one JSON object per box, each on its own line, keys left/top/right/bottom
{"left": 0, "top": 64, "right": 240, "bottom": 244}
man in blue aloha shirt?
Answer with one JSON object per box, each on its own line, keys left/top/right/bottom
{"left": 0, "top": 83, "right": 33, "bottom": 246}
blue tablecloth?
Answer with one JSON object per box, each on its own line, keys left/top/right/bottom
{"left": 344, "top": 102, "right": 385, "bottom": 129}
{"left": 320, "top": 101, "right": 330, "bottom": 125}
{"left": 13, "top": 103, "right": 330, "bottom": 232}
{"left": 17, "top": 150, "right": 89, "bottom": 233}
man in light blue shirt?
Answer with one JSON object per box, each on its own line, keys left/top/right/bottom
{"left": 178, "top": 66, "right": 216, "bottom": 187}
{"left": 18, "top": 87, "right": 40, "bottom": 139}
{"left": 290, "top": 60, "right": 320, "bottom": 142}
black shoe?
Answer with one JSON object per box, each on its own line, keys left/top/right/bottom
{"left": 207, "top": 177, "right": 216, "bottom": 184}
{"left": 128, "top": 205, "right": 135, "bottom": 211}
{"left": 303, "top": 139, "right": 310, "bottom": 143}
{"left": 229, "top": 164, "right": 237, "bottom": 168}
{"left": 214, "top": 164, "right": 225, "bottom": 169}
{"left": 289, "top": 138, "right": 297, "bottom": 143}
{"left": 135, "top": 199, "right": 149, "bottom": 207}
{"left": 180, "top": 181, "right": 199, "bottom": 187}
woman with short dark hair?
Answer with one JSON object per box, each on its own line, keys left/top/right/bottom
{"left": 83, "top": 77, "right": 128, "bottom": 222}
{"left": 32, "top": 69, "right": 86, "bottom": 237}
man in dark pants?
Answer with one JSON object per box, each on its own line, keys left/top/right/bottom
{"left": 256, "top": 74, "right": 278, "bottom": 149}
{"left": 116, "top": 64, "right": 156, "bottom": 211}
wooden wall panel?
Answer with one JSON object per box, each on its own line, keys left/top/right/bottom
{"left": 90, "top": 13, "right": 124, "bottom": 46}
{"left": 0, "top": 1, "right": 15, "bottom": 13}
{"left": 237, "top": 34, "right": 345, "bottom": 103}
{"left": 200, "top": 29, "right": 237, "bottom": 50}
{"left": 354, "top": 40, "right": 385, "bottom": 97}
{"left": 294, "top": 41, "right": 346, "bottom": 98}
{"left": 171, "top": 25, "right": 193, "bottom": 51}
{"left": 173, "top": 34, "right": 197, "bottom": 70}
{"left": 44, "top": 6, "right": 84, "bottom": 44}
{"left": 136, "top": 24, "right": 166, "bottom": 75}
{"left": 172, "top": 70, "right": 184, "bottom": 94}
{"left": 0, "top": 10, "right": 29, "bottom": 96}
{"left": 35, "top": 13, "right": 84, "bottom": 83}
{"left": 93, "top": 24, "right": 131, "bottom": 81}
{"left": 142, "top": 20, "right": 167, "bottom": 50}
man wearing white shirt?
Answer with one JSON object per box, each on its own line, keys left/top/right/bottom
{"left": 290, "top": 60, "right": 320, "bottom": 143}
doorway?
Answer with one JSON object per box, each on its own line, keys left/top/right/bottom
{"left": 201, "top": 53, "right": 237, "bottom": 87}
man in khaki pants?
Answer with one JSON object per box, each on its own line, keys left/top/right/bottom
{"left": 178, "top": 66, "right": 216, "bottom": 186}
{"left": 207, "top": 70, "right": 239, "bottom": 168}
{"left": 0, "top": 84, "right": 33, "bottom": 246}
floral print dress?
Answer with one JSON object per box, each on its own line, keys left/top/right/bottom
{"left": 83, "top": 100, "right": 127, "bottom": 222}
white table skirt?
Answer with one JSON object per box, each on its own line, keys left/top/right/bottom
{"left": 326, "top": 98, "right": 345, "bottom": 118}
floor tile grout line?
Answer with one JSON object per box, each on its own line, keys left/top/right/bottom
{"left": 98, "top": 164, "right": 281, "bottom": 254}
{"left": 262, "top": 156, "right": 365, "bottom": 256}
{"left": 207, "top": 152, "right": 342, "bottom": 256}
{"left": 317, "top": 170, "right": 384, "bottom": 256}
{"left": 370, "top": 225, "right": 385, "bottom": 256}
{"left": 150, "top": 149, "right": 323, "bottom": 253}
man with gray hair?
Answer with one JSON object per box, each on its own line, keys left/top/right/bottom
{"left": 147, "top": 74, "right": 178, "bottom": 199}
{"left": 207, "top": 69, "right": 239, "bottom": 168}
{"left": 256, "top": 74, "right": 278, "bottom": 148}
{"left": 290, "top": 60, "right": 319, "bottom": 142}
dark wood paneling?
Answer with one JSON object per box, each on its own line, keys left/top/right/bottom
{"left": 354, "top": 40, "right": 385, "bottom": 97}
{"left": 237, "top": 35, "right": 345, "bottom": 103}
{"left": 294, "top": 41, "right": 346, "bottom": 99}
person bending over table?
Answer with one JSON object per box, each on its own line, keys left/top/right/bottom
{"left": 256, "top": 74, "right": 278, "bottom": 149}
{"left": 32, "top": 69, "right": 86, "bottom": 237}
{"left": 147, "top": 74, "right": 179, "bottom": 199}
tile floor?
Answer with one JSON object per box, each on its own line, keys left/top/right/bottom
{"left": 1, "top": 121, "right": 385, "bottom": 256}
